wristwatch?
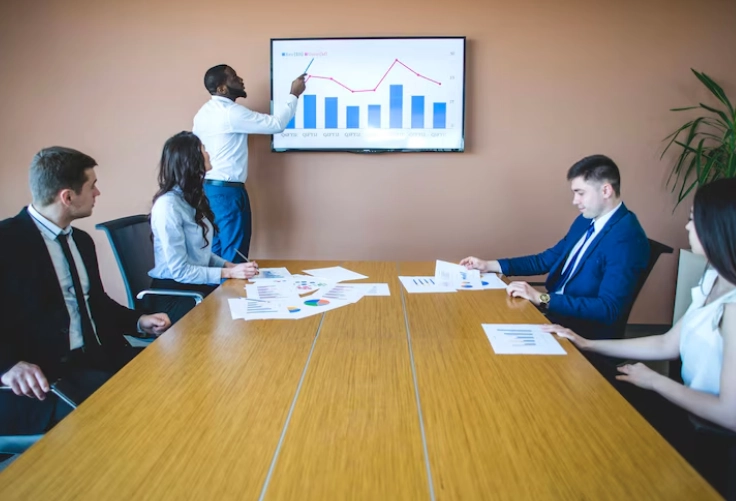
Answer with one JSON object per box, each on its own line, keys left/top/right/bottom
{"left": 538, "top": 293, "right": 551, "bottom": 311}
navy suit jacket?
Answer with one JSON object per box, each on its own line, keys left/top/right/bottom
{"left": 498, "top": 203, "right": 649, "bottom": 339}
{"left": 0, "top": 207, "right": 140, "bottom": 378}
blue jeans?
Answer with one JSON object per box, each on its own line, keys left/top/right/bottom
{"left": 203, "top": 183, "right": 251, "bottom": 263}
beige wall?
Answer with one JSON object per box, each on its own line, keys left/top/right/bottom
{"left": 1, "top": 0, "right": 735, "bottom": 324}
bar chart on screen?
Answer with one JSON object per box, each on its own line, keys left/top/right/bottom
{"left": 271, "top": 37, "right": 465, "bottom": 151}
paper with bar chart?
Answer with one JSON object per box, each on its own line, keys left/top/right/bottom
{"left": 271, "top": 37, "right": 465, "bottom": 151}
{"left": 482, "top": 324, "right": 567, "bottom": 355}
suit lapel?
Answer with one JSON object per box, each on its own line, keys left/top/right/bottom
{"left": 564, "top": 203, "right": 629, "bottom": 285}
{"left": 547, "top": 217, "right": 590, "bottom": 285}
{"left": 17, "top": 208, "right": 68, "bottom": 308}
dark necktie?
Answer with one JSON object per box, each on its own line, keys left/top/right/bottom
{"left": 551, "top": 223, "right": 595, "bottom": 293}
{"left": 57, "top": 233, "right": 100, "bottom": 351}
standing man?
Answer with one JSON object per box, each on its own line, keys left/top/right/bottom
{"left": 193, "top": 65, "right": 306, "bottom": 262}
{"left": 461, "top": 155, "right": 650, "bottom": 340}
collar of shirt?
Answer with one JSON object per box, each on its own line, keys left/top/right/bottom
{"left": 590, "top": 201, "right": 623, "bottom": 234}
{"left": 210, "top": 95, "right": 235, "bottom": 105}
{"left": 28, "top": 204, "right": 72, "bottom": 239}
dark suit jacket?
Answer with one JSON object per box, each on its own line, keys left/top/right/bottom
{"left": 498, "top": 203, "right": 649, "bottom": 339}
{"left": 0, "top": 207, "right": 140, "bottom": 379}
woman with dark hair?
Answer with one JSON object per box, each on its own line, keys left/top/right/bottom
{"left": 543, "top": 177, "right": 736, "bottom": 496}
{"left": 148, "top": 131, "right": 258, "bottom": 323}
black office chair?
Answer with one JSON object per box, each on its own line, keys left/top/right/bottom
{"left": 0, "top": 385, "right": 77, "bottom": 471}
{"left": 612, "top": 238, "right": 674, "bottom": 336}
{"left": 689, "top": 414, "right": 736, "bottom": 500}
{"left": 95, "top": 215, "right": 204, "bottom": 311}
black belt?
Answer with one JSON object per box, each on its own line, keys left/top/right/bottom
{"left": 204, "top": 179, "right": 244, "bottom": 188}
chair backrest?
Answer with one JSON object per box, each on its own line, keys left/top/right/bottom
{"left": 615, "top": 238, "right": 674, "bottom": 334}
{"left": 0, "top": 434, "right": 44, "bottom": 455}
{"left": 95, "top": 215, "right": 154, "bottom": 309}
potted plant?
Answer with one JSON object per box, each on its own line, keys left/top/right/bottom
{"left": 661, "top": 69, "right": 735, "bottom": 322}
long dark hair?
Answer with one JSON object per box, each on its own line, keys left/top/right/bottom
{"left": 152, "top": 131, "right": 218, "bottom": 246}
{"left": 693, "top": 177, "right": 736, "bottom": 285}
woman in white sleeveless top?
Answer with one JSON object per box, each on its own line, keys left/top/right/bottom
{"left": 544, "top": 178, "right": 735, "bottom": 496}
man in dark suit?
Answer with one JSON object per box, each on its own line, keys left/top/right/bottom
{"left": 0, "top": 147, "right": 171, "bottom": 435}
{"left": 461, "top": 155, "right": 649, "bottom": 340}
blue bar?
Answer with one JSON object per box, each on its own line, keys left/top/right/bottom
{"left": 346, "top": 106, "right": 359, "bottom": 129}
{"left": 286, "top": 117, "right": 295, "bottom": 129}
{"left": 411, "top": 96, "right": 425, "bottom": 128}
{"left": 368, "top": 105, "right": 381, "bottom": 128}
{"left": 433, "top": 102, "right": 446, "bottom": 129}
{"left": 390, "top": 85, "right": 403, "bottom": 129}
{"left": 325, "top": 97, "right": 338, "bottom": 129}
{"left": 304, "top": 95, "right": 316, "bottom": 129}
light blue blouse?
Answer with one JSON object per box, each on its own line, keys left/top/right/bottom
{"left": 148, "top": 189, "right": 227, "bottom": 285}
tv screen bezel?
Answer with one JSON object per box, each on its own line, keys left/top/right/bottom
{"left": 269, "top": 35, "right": 467, "bottom": 153}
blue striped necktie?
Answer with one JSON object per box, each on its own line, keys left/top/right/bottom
{"left": 553, "top": 223, "right": 595, "bottom": 292}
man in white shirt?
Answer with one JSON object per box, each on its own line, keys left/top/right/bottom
{"left": 461, "top": 155, "right": 650, "bottom": 340}
{"left": 192, "top": 64, "right": 306, "bottom": 262}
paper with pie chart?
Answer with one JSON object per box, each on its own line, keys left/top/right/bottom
{"left": 455, "top": 271, "right": 506, "bottom": 291}
{"left": 400, "top": 261, "right": 498, "bottom": 293}
{"left": 227, "top": 298, "right": 290, "bottom": 320}
{"left": 289, "top": 274, "right": 334, "bottom": 295}
{"left": 275, "top": 296, "right": 350, "bottom": 319}
{"left": 479, "top": 273, "right": 507, "bottom": 290}
{"left": 434, "top": 260, "right": 482, "bottom": 289}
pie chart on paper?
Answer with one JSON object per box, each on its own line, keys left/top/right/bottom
{"left": 305, "top": 299, "right": 330, "bottom": 307}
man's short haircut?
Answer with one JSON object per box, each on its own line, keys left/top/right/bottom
{"left": 29, "top": 147, "right": 97, "bottom": 206}
{"left": 204, "top": 64, "right": 229, "bottom": 95}
{"left": 566, "top": 154, "right": 621, "bottom": 197}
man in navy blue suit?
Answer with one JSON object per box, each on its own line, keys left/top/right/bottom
{"left": 462, "top": 155, "right": 649, "bottom": 340}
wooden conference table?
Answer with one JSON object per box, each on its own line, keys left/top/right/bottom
{"left": 0, "top": 261, "right": 720, "bottom": 500}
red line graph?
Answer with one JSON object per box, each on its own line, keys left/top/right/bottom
{"left": 304, "top": 59, "right": 442, "bottom": 93}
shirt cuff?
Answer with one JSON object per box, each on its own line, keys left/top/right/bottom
{"left": 210, "top": 254, "right": 227, "bottom": 268}
{"left": 286, "top": 94, "right": 298, "bottom": 105}
{"left": 207, "top": 267, "right": 223, "bottom": 285}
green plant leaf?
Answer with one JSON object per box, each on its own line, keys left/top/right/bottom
{"left": 661, "top": 120, "right": 696, "bottom": 159}
{"left": 699, "top": 103, "right": 731, "bottom": 125}
{"left": 663, "top": 70, "right": 735, "bottom": 209}
{"left": 692, "top": 69, "right": 735, "bottom": 118}
{"left": 670, "top": 106, "right": 700, "bottom": 112}
{"left": 677, "top": 154, "right": 700, "bottom": 202}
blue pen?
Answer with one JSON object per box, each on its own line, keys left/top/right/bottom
{"left": 304, "top": 58, "right": 315, "bottom": 74}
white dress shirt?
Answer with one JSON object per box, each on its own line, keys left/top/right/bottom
{"left": 556, "top": 201, "right": 623, "bottom": 294}
{"left": 148, "top": 189, "right": 228, "bottom": 285}
{"left": 192, "top": 94, "right": 298, "bottom": 183}
{"left": 28, "top": 204, "right": 100, "bottom": 349}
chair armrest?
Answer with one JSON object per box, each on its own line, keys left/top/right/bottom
{"left": 136, "top": 289, "right": 204, "bottom": 305}
{"left": 0, "top": 434, "right": 44, "bottom": 454}
{"left": 2, "top": 384, "right": 77, "bottom": 410}
{"left": 688, "top": 414, "right": 736, "bottom": 437}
